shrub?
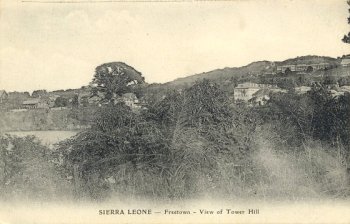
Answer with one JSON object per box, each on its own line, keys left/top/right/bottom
{"left": 0, "top": 135, "right": 72, "bottom": 201}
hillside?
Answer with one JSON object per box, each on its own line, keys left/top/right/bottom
{"left": 165, "top": 61, "right": 273, "bottom": 88}
{"left": 164, "top": 55, "right": 340, "bottom": 87}
{"left": 312, "top": 65, "right": 350, "bottom": 77}
{"left": 275, "top": 55, "right": 339, "bottom": 66}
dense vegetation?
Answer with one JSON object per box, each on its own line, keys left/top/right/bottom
{"left": 56, "top": 68, "right": 350, "bottom": 201}
{"left": 0, "top": 135, "right": 72, "bottom": 201}
{"left": 1, "top": 62, "right": 349, "bottom": 202}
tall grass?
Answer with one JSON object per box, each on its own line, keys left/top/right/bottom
{"left": 0, "top": 126, "right": 348, "bottom": 202}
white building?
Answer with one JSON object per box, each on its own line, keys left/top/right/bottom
{"left": 276, "top": 63, "right": 330, "bottom": 73}
{"left": 234, "top": 82, "right": 281, "bottom": 104}
{"left": 294, "top": 86, "right": 311, "bottom": 94}
{"left": 341, "top": 58, "right": 350, "bottom": 67}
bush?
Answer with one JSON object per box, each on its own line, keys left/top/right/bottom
{"left": 0, "top": 135, "right": 72, "bottom": 201}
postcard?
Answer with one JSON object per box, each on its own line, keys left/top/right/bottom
{"left": 0, "top": 0, "right": 349, "bottom": 223}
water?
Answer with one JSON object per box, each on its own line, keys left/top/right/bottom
{"left": 5, "top": 130, "right": 79, "bottom": 146}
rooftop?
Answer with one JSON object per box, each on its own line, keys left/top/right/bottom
{"left": 23, "top": 99, "right": 41, "bottom": 105}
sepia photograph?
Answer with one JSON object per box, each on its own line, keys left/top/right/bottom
{"left": 0, "top": 0, "right": 349, "bottom": 223}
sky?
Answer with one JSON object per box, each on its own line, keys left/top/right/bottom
{"left": 0, "top": 0, "right": 349, "bottom": 92}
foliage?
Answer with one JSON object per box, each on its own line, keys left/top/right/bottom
{"left": 91, "top": 62, "right": 145, "bottom": 104}
{"left": 58, "top": 103, "right": 169, "bottom": 199}
{"left": 71, "top": 94, "right": 79, "bottom": 108}
{"left": 262, "top": 83, "right": 350, "bottom": 163}
{"left": 0, "top": 135, "right": 71, "bottom": 201}
{"left": 32, "top": 89, "right": 47, "bottom": 98}
{"left": 54, "top": 96, "right": 68, "bottom": 108}
{"left": 54, "top": 75, "right": 350, "bottom": 200}
{"left": 58, "top": 79, "right": 270, "bottom": 200}
{"left": 306, "top": 66, "right": 314, "bottom": 73}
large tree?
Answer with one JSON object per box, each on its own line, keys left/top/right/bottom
{"left": 91, "top": 62, "right": 145, "bottom": 104}
{"left": 54, "top": 96, "right": 68, "bottom": 108}
{"left": 32, "top": 89, "right": 47, "bottom": 98}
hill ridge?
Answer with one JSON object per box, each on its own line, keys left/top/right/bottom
{"left": 165, "top": 55, "right": 339, "bottom": 87}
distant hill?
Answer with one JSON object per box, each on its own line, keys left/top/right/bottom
{"left": 164, "top": 55, "right": 340, "bottom": 88}
{"left": 165, "top": 61, "right": 274, "bottom": 88}
{"left": 275, "top": 55, "right": 338, "bottom": 66}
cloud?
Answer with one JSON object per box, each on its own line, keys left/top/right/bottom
{"left": 0, "top": 47, "right": 92, "bottom": 92}
{"left": 1, "top": 0, "right": 350, "bottom": 91}
{"left": 95, "top": 10, "right": 138, "bottom": 33}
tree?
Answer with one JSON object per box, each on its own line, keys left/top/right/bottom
{"left": 277, "top": 78, "right": 296, "bottom": 90}
{"left": 306, "top": 66, "right": 313, "bottom": 73}
{"left": 71, "top": 95, "right": 79, "bottom": 108}
{"left": 32, "top": 90, "right": 47, "bottom": 98}
{"left": 342, "top": 0, "right": 350, "bottom": 43}
{"left": 296, "top": 74, "right": 308, "bottom": 86}
{"left": 338, "top": 76, "right": 350, "bottom": 86}
{"left": 54, "top": 97, "right": 68, "bottom": 107}
{"left": 91, "top": 62, "right": 145, "bottom": 104}
{"left": 284, "top": 67, "right": 292, "bottom": 75}
{"left": 322, "top": 75, "right": 337, "bottom": 85}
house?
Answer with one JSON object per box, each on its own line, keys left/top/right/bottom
{"left": 22, "top": 98, "right": 48, "bottom": 109}
{"left": 339, "top": 85, "right": 350, "bottom": 92}
{"left": 119, "top": 93, "right": 141, "bottom": 111}
{"left": 294, "top": 86, "right": 311, "bottom": 94}
{"left": 310, "top": 63, "right": 330, "bottom": 70}
{"left": 0, "top": 90, "right": 8, "bottom": 103}
{"left": 234, "top": 83, "right": 261, "bottom": 102}
{"left": 277, "top": 65, "right": 297, "bottom": 73}
{"left": 234, "top": 82, "right": 279, "bottom": 104}
{"left": 77, "top": 90, "right": 104, "bottom": 106}
{"left": 341, "top": 58, "right": 350, "bottom": 67}
{"left": 329, "top": 85, "right": 350, "bottom": 97}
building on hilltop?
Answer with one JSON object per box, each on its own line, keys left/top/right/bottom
{"left": 277, "top": 65, "right": 297, "bottom": 73}
{"left": 276, "top": 63, "right": 330, "bottom": 73}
